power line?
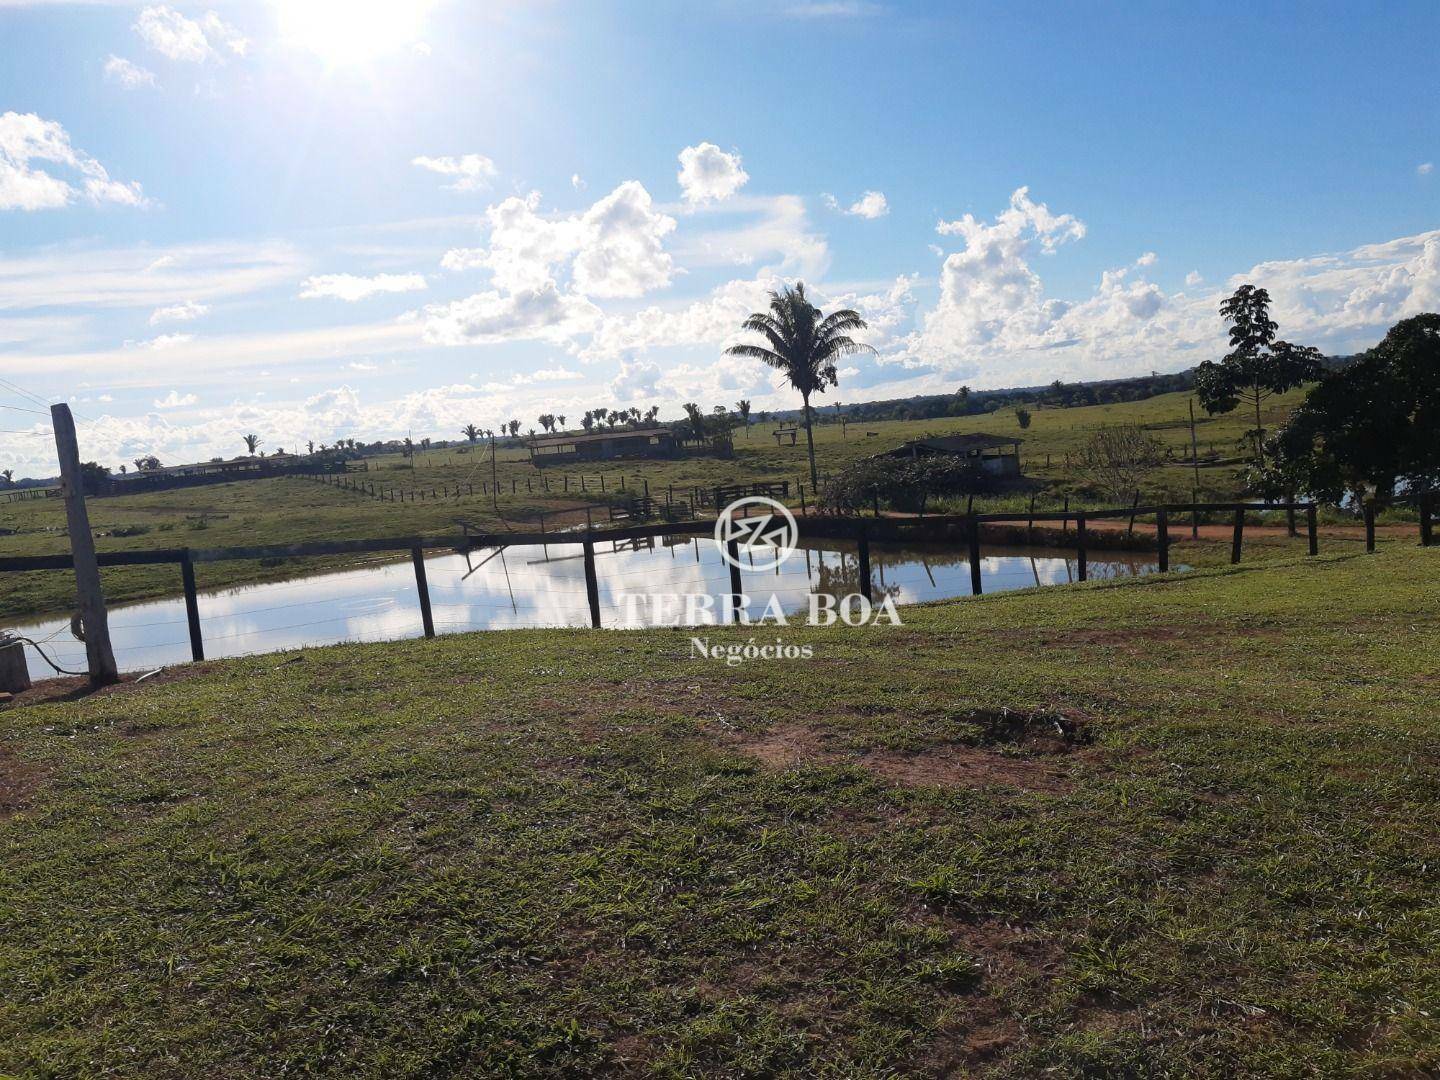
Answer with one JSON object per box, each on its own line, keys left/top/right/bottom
{"left": 0, "top": 376, "right": 51, "bottom": 409}
{"left": 0, "top": 403, "right": 49, "bottom": 416}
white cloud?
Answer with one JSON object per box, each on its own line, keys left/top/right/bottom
{"left": 609, "top": 357, "right": 663, "bottom": 399}
{"left": 0, "top": 111, "right": 148, "bottom": 211}
{"left": 149, "top": 299, "right": 208, "bottom": 325}
{"left": 824, "top": 190, "right": 889, "bottom": 219}
{"left": 677, "top": 142, "right": 749, "bottom": 205}
{"left": 571, "top": 181, "right": 676, "bottom": 298}
{"left": 422, "top": 280, "right": 601, "bottom": 345}
{"left": 299, "top": 273, "right": 427, "bottom": 302}
{"left": 675, "top": 193, "right": 829, "bottom": 279}
{"left": 133, "top": 332, "right": 194, "bottom": 350}
{"left": 411, "top": 153, "right": 497, "bottom": 192}
{"left": 104, "top": 55, "right": 158, "bottom": 89}
{"left": 571, "top": 173, "right": 586, "bottom": 191}
{"left": 1420, "top": 162, "right": 1435, "bottom": 177}
{"left": 1136, "top": 251, "right": 1157, "bottom": 267}
{"left": 1185, "top": 270, "right": 1203, "bottom": 287}
{"left": 134, "top": 6, "right": 246, "bottom": 63}
{"left": 152, "top": 390, "right": 197, "bottom": 409}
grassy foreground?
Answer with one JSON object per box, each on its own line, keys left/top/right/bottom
{"left": 2, "top": 546, "right": 1438, "bottom": 1076}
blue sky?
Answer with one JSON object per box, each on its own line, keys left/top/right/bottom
{"left": 1, "top": 0, "right": 1437, "bottom": 473}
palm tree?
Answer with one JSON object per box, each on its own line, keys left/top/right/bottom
{"left": 644, "top": 405, "right": 659, "bottom": 425}
{"left": 736, "top": 399, "right": 752, "bottom": 436}
{"left": 507, "top": 419, "right": 520, "bottom": 438}
{"left": 725, "top": 282, "right": 872, "bottom": 487}
{"left": 242, "top": 433, "right": 261, "bottom": 456}
{"left": 557, "top": 414, "right": 567, "bottom": 430}
{"left": 593, "top": 407, "right": 608, "bottom": 426}
{"left": 682, "top": 402, "right": 706, "bottom": 441}
{"left": 581, "top": 412, "right": 595, "bottom": 432}
{"left": 463, "top": 423, "right": 481, "bottom": 444}
{"left": 1, "top": 468, "right": 13, "bottom": 487}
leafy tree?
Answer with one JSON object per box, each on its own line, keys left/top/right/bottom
{"left": 537, "top": 414, "right": 556, "bottom": 433}
{"left": 78, "top": 460, "right": 110, "bottom": 496}
{"left": 133, "top": 455, "right": 162, "bottom": 471}
{"left": 1074, "top": 424, "right": 1164, "bottom": 501}
{"left": 242, "top": 433, "right": 261, "bottom": 455}
{"left": 463, "top": 423, "right": 481, "bottom": 443}
{"left": 403, "top": 436, "right": 414, "bottom": 457}
{"left": 1261, "top": 313, "right": 1440, "bottom": 506}
{"left": 1015, "top": 406, "right": 1032, "bottom": 429}
{"left": 956, "top": 385, "right": 971, "bottom": 412}
{"left": 644, "top": 405, "right": 659, "bottom": 425}
{"left": 507, "top": 419, "right": 520, "bottom": 438}
{"left": 1, "top": 468, "right": 13, "bottom": 486}
{"left": 306, "top": 440, "right": 315, "bottom": 455}
{"left": 1195, "top": 285, "right": 1323, "bottom": 465}
{"left": 725, "top": 282, "right": 873, "bottom": 487}
{"left": 682, "top": 402, "right": 706, "bottom": 441}
{"left": 557, "top": 414, "right": 567, "bottom": 429}
{"left": 821, "top": 456, "right": 991, "bottom": 516}
{"left": 581, "top": 412, "right": 595, "bottom": 432}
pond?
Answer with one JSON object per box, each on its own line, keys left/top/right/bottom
{"left": 9, "top": 536, "right": 1176, "bottom": 675}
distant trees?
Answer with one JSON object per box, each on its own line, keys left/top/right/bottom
{"left": 956, "top": 385, "right": 971, "bottom": 412}
{"left": 1075, "top": 424, "right": 1164, "bottom": 501}
{"left": 1015, "top": 407, "right": 1032, "bottom": 429}
{"left": 1261, "top": 313, "right": 1440, "bottom": 507}
{"left": 507, "top": 420, "right": 520, "bottom": 438}
{"left": 537, "top": 414, "right": 556, "bottom": 433}
{"left": 682, "top": 402, "right": 706, "bottom": 441}
{"left": 463, "top": 424, "right": 481, "bottom": 443}
{"left": 306, "top": 440, "right": 315, "bottom": 455}
{"left": 241, "top": 433, "right": 261, "bottom": 456}
{"left": 644, "top": 405, "right": 659, "bottom": 425}
{"left": 581, "top": 412, "right": 595, "bottom": 432}
{"left": 1195, "top": 284, "right": 1323, "bottom": 465}
{"left": 736, "top": 399, "right": 752, "bottom": 435}
{"left": 133, "top": 455, "right": 161, "bottom": 471}
{"left": 1, "top": 469, "right": 12, "bottom": 487}
{"left": 78, "top": 461, "right": 110, "bottom": 496}
{"left": 557, "top": 414, "right": 567, "bottom": 430}
{"left": 725, "top": 282, "right": 873, "bottom": 487}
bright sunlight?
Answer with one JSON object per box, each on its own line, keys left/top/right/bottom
{"left": 273, "top": 0, "right": 437, "bottom": 66}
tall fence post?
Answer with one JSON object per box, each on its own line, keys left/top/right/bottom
{"left": 726, "top": 538, "right": 744, "bottom": 624}
{"left": 1307, "top": 503, "right": 1319, "bottom": 556}
{"left": 1076, "top": 511, "right": 1088, "bottom": 582}
{"left": 180, "top": 550, "right": 204, "bottom": 661}
{"left": 411, "top": 546, "right": 435, "bottom": 638}
{"left": 50, "top": 403, "right": 117, "bottom": 686}
{"left": 1156, "top": 507, "right": 1169, "bottom": 573}
{"left": 1364, "top": 502, "right": 1376, "bottom": 554}
{"left": 968, "top": 514, "right": 982, "bottom": 596}
{"left": 582, "top": 534, "right": 602, "bottom": 629}
{"left": 1231, "top": 508, "right": 1245, "bottom": 564}
{"left": 857, "top": 524, "right": 872, "bottom": 602}
{"left": 1421, "top": 493, "right": 1433, "bottom": 547}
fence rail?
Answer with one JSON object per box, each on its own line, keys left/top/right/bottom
{"left": 0, "top": 500, "right": 1356, "bottom": 671}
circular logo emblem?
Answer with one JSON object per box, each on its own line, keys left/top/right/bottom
{"left": 715, "top": 496, "right": 799, "bottom": 572}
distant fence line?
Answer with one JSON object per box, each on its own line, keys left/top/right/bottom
{"left": 2, "top": 499, "right": 1401, "bottom": 669}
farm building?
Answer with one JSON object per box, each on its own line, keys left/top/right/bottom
{"left": 526, "top": 427, "right": 680, "bottom": 466}
{"left": 104, "top": 454, "right": 320, "bottom": 495}
{"left": 880, "top": 433, "right": 1024, "bottom": 479}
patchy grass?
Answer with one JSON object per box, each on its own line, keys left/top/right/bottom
{"left": 1, "top": 545, "right": 1437, "bottom": 1076}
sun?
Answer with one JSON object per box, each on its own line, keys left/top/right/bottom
{"left": 274, "top": 0, "right": 437, "bottom": 67}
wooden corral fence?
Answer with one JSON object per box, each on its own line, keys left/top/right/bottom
{"left": 1, "top": 500, "right": 1367, "bottom": 667}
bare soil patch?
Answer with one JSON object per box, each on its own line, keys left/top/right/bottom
{"left": 0, "top": 744, "right": 46, "bottom": 821}
{"left": 722, "top": 710, "right": 1090, "bottom": 794}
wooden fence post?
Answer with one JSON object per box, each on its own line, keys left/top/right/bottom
{"left": 1231, "top": 508, "right": 1245, "bottom": 564}
{"left": 1421, "top": 493, "right": 1433, "bottom": 547}
{"left": 1076, "top": 511, "right": 1088, "bottom": 581}
{"left": 1156, "top": 507, "right": 1170, "bottom": 573}
{"left": 1364, "top": 502, "right": 1376, "bottom": 553}
{"left": 50, "top": 403, "right": 117, "bottom": 686}
{"left": 582, "top": 534, "right": 602, "bottom": 628}
{"left": 968, "top": 514, "right": 982, "bottom": 596}
{"left": 726, "top": 538, "right": 744, "bottom": 623}
{"left": 1061, "top": 495, "right": 1070, "bottom": 534}
{"left": 799, "top": 484, "right": 807, "bottom": 515}
{"left": 411, "top": 546, "right": 435, "bottom": 638}
{"left": 857, "top": 524, "right": 872, "bottom": 602}
{"left": 1308, "top": 504, "right": 1319, "bottom": 556}
{"left": 1127, "top": 490, "right": 1140, "bottom": 537}
{"left": 181, "top": 550, "right": 204, "bottom": 661}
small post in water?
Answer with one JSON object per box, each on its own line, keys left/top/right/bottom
{"left": 180, "top": 550, "right": 204, "bottom": 661}
{"left": 857, "top": 524, "right": 872, "bottom": 602}
{"left": 411, "top": 546, "right": 435, "bottom": 638}
{"left": 968, "top": 514, "right": 982, "bottom": 596}
{"left": 726, "top": 538, "right": 744, "bottom": 624}
{"left": 582, "top": 534, "right": 602, "bottom": 628}
{"left": 1076, "top": 511, "right": 1088, "bottom": 581}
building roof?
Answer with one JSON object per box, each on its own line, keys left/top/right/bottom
{"left": 528, "top": 427, "right": 675, "bottom": 448}
{"left": 120, "top": 454, "right": 300, "bottom": 478}
{"left": 885, "top": 433, "right": 1022, "bottom": 455}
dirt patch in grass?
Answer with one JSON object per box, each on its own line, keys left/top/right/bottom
{"left": 723, "top": 710, "right": 1090, "bottom": 794}
{"left": 1, "top": 665, "right": 212, "bottom": 711}
{"left": 0, "top": 745, "right": 46, "bottom": 821}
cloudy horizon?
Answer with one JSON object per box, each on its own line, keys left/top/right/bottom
{"left": 2, "top": 1, "right": 1437, "bottom": 475}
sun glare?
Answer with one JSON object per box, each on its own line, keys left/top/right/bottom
{"left": 274, "top": 0, "right": 436, "bottom": 66}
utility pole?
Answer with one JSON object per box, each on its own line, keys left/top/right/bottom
{"left": 489, "top": 432, "right": 499, "bottom": 513}
{"left": 51, "top": 404, "right": 118, "bottom": 686}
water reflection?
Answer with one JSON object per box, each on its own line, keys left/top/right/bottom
{"left": 10, "top": 537, "right": 1173, "bottom": 673}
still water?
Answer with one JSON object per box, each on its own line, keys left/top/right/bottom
{"left": 11, "top": 536, "right": 1174, "bottom": 674}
